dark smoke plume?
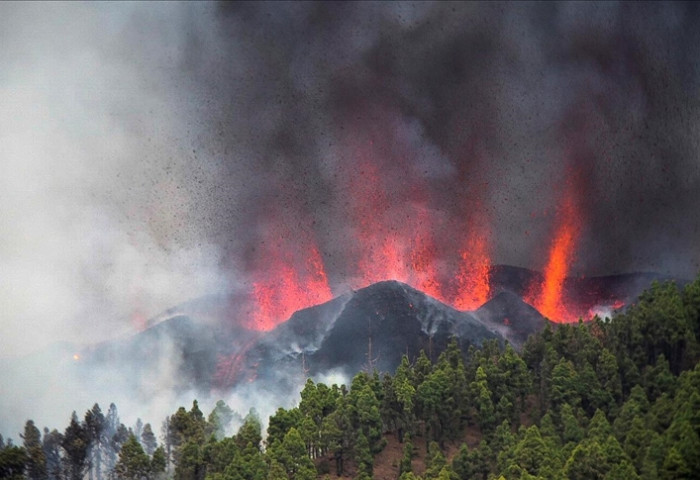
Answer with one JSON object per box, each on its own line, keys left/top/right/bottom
{"left": 183, "top": 2, "right": 700, "bottom": 283}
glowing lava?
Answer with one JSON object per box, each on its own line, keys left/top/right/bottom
{"left": 527, "top": 197, "right": 581, "bottom": 322}
{"left": 249, "top": 232, "right": 332, "bottom": 331}
{"left": 349, "top": 153, "right": 413, "bottom": 287}
{"left": 453, "top": 232, "right": 492, "bottom": 310}
{"left": 213, "top": 335, "right": 261, "bottom": 387}
{"left": 246, "top": 112, "right": 501, "bottom": 329}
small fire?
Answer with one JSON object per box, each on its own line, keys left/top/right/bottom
{"left": 73, "top": 354, "right": 80, "bottom": 361}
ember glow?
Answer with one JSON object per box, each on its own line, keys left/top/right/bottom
{"left": 408, "top": 217, "right": 445, "bottom": 302}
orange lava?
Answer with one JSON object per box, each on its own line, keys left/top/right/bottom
{"left": 350, "top": 153, "right": 413, "bottom": 288}
{"left": 246, "top": 112, "right": 499, "bottom": 330}
{"left": 408, "top": 205, "right": 446, "bottom": 302}
{"left": 213, "top": 335, "right": 261, "bottom": 387}
{"left": 345, "top": 138, "right": 461, "bottom": 305}
{"left": 527, "top": 197, "right": 581, "bottom": 322}
{"left": 453, "top": 232, "right": 492, "bottom": 310}
{"left": 249, "top": 233, "right": 333, "bottom": 331}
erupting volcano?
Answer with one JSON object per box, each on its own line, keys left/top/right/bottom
{"left": 242, "top": 118, "right": 622, "bottom": 328}
{"left": 244, "top": 158, "right": 604, "bottom": 327}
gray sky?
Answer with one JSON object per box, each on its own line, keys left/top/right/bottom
{"left": 2, "top": 1, "right": 700, "bottom": 357}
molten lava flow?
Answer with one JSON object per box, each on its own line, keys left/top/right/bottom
{"left": 447, "top": 132, "right": 494, "bottom": 311}
{"left": 245, "top": 110, "right": 503, "bottom": 332}
{"left": 213, "top": 335, "right": 261, "bottom": 388}
{"left": 527, "top": 197, "right": 581, "bottom": 322}
{"left": 453, "top": 232, "right": 492, "bottom": 310}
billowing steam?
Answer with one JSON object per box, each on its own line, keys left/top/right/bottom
{"left": 2, "top": 2, "right": 700, "bottom": 437}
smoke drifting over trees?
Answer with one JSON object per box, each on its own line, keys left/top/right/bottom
{"left": 2, "top": 0, "right": 700, "bottom": 445}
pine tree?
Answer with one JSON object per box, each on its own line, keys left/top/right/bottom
{"left": 42, "top": 428, "right": 63, "bottom": 480}
{"left": 510, "top": 425, "right": 551, "bottom": 478}
{"left": 0, "top": 442, "right": 28, "bottom": 480}
{"left": 151, "top": 446, "right": 166, "bottom": 478}
{"left": 353, "top": 431, "right": 373, "bottom": 480}
{"left": 61, "top": 412, "right": 89, "bottom": 480}
{"left": 141, "top": 423, "right": 157, "bottom": 456}
{"left": 84, "top": 403, "right": 105, "bottom": 480}
{"left": 207, "top": 400, "right": 237, "bottom": 441}
{"left": 399, "top": 435, "right": 413, "bottom": 476}
{"left": 269, "top": 428, "right": 316, "bottom": 480}
{"left": 267, "top": 407, "right": 302, "bottom": 450}
{"left": 174, "top": 439, "right": 204, "bottom": 480}
{"left": 22, "top": 420, "right": 47, "bottom": 480}
{"left": 424, "top": 441, "right": 446, "bottom": 479}
{"left": 114, "top": 435, "right": 150, "bottom": 480}
{"left": 563, "top": 438, "right": 608, "bottom": 479}
{"left": 236, "top": 409, "right": 262, "bottom": 452}
{"left": 103, "top": 403, "right": 123, "bottom": 474}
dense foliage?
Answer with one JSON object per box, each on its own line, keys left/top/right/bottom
{"left": 2, "top": 277, "right": 699, "bottom": 479}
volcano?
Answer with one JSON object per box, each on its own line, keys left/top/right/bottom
{"left": 1, "top": 267, "right": 679, "bottom": 442}
{"left": 219, "top": 280, "right": 505, "bottom": 389}
{"left": 15, "top": 268, "right": 674, "bottom": 404}
{"left": 473, "top": 291, "right": 549, "bottom": 349}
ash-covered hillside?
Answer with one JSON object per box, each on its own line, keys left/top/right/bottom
{"left": 66, "top": 267, "right": 673, "bottom": 395}
{"left": 59, "top": 268, "right": 680, "bottom": 392}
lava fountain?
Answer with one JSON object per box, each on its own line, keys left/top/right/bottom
{"left": 526, "top": 179, "right": 582, "bottom": 323}
{"left": 249, "top": 223, "right": 333, "bottom": 331}
{"left": 453, "top": 229, "right": 492, "bottom": 310}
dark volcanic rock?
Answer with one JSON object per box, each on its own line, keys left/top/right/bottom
{"left": 304, "top": 281, "right": 500, "bottom": 375}
{"left": 474, "top": 291, "right": 551, "bottom": 348}
{"left": 489, "top": 265, "right": 539, "bottom": 297}
{"left": 83, "top": 315, "right": 218, "bottom": 391}
{"left": 54, "top": 270, "right": 673, "bottom": 393}
{"left": 215, "top": 281, "right": 502, "bottom": 388}
{"left": 82, "top": 313, "right": 258, "bottom": 392}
